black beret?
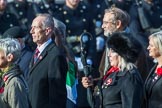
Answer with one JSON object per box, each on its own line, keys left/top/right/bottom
{"left": 107, "top": 32, "right": 142, "bottom": 63}
{"left": 2, "top": 26, "right": 25, "bottom": 39}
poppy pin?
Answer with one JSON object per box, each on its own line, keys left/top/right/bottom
{"left": 0, "top": 87, "right": 4, "bottom": 94}
{"left": 106, "top": 78, "right": 112, "bottom": 85}
{"left": 39, "top": 56, "right": 43, "bottom": 60}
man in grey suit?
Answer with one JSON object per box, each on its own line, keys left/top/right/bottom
{"left": 28, "top": 13, "right": 68, "bottom": 108}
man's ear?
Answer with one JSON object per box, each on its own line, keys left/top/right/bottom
{"left": 116, "top": 20, "right": 122, "bottom": 29}
{"left": 6, "top": 53, "right": 14, "bottom": 62}
{"left": 45, "top": 27, "right": 53, "bottom": 36}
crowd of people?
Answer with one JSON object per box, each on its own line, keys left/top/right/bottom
{"left": 0, "top": 0, "right": 162, "bottom": 108}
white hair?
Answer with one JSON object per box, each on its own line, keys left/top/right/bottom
{"left": 0, "top": 38, "right": 21, "bottom": 62}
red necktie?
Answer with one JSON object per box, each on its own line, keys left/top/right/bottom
{"left": 34, "top": 48, "right": 40, "bottom": 63}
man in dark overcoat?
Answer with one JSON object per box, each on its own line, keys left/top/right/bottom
{"left": 28, "top": 13, "right": 68, "bottom": 108}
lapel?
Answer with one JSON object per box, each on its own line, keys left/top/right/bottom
{"left": 102, "top": 72, "right": 118, "bottom": 89}
{"left": 144, "top": 64, "right": 162, "bottom": 98}
{"left": 102, "top": 70, "right": 126, "bottom": 89}
{"left": 29, "top": 42, "right": 55, "bottom": 75}
{"left": 149, "top": 75, "right": 162, "bottom": 97}
{"left": 144, "top": 64, "right": 157, "bottom": 85}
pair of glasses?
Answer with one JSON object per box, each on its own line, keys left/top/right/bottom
{"left": 103, "top": 21, "right": 116, "bottom": 25}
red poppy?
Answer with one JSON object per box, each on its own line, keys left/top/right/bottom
{"left": 38, "top": 56, "right": 42, "bottom": 60}
{"left": 0, "top": 87, "right": 4, "bottom": 94}
{"left": 156, "top": 68, "right": 162, "bottom": 76}
{"left": 106, "top": 78, "right": 112, "bottom": 85}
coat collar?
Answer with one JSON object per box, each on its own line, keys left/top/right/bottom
{"left": 29, "top": 42, "right": 55, "bottom": 75}
{"left": 144, "top": 63, "right": 162, "bottom": 98}
{"left": 145, "top": 64, "right": 157, "bottom": 82}
{"left": 1, "top": 64, "right": 22, "bottom": 86}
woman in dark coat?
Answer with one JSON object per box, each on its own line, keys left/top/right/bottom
{"left": 144, "top": 31, "right": 162, "bottom": 108}
{"left": 82, "top": 32, "right": 144, "bottom": 108}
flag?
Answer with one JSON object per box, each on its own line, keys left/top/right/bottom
{"left": 66, "top": 62, "right": 78, "bottom": 104}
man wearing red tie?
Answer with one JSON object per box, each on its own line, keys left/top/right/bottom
{"left": 28, "top": 13, "right": 68, "bottom": 108}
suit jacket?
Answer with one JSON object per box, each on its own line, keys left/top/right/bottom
{"left": 28, "top": 42, "right": 68, "bottom": 108}
{"left": 16, "top": 45, "right": 33, "bottom": 80}
{"left": 102, "top": 67, "right": 143, "bottom": 108}
{"left": 144, "top": 64, "right": 162, "bottom": 108}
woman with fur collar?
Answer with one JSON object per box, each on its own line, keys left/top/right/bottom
{"left": 82, "top": 32, "right": 143, "bottom": 108}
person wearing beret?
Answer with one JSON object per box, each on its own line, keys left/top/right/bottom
{"left": 82, "top": 32, "right": 144, "bottom": 108}
{"left": 143, "top": 31, "right": 162, "bottom": 108}
{"left": 2, "top": 26, "right": 33, "bottom": 80}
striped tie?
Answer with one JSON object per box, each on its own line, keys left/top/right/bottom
{"left": 34, "top": 48, "right": 40, "bottom": 64}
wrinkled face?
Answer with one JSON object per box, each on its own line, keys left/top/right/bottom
{"left": 66, "top": 0, "right": 80, "bottom": 8}
{"left": 102, "top": 13, "right": 118, "bottom": 37}
{"left": 30, "top": 16, "right": 48, "bottom": 46}
{"left": 0, "top": 50, "right": 8, "bottom": 69}
{"left": 0, "top": 0, "right": 7, "bottom": 12}
{"left": 108, "top": 48, "right": 119, "bottom": 67}
{"left": 147, "top": 38, "right": 160, "bottom": 59}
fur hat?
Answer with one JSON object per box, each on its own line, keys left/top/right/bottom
{"left": 107, "top": 32, "right": 142, "bottom": 63}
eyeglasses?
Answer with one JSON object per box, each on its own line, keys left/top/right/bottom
{"left": 103, "top": 21, "right": 116, "bottom": 25}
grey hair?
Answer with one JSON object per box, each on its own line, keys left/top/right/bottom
{"left": 37, "top": 13, "right": 54, "bottom": 30}
{"left": 105, "top": 7, "right": 130, "bottom": 29}
{"left": 53, "top": 17, "right": 66, "bottom": 38}
{"left": 149, "top": 31, "right": 162, "bottom": 55}
{"left": 0, "top": 38, "right": 21, "bottom": 62}
{"left": 118, "top": 56, "right": 136, "bottom": 71}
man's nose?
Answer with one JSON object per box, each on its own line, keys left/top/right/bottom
{"left": 101, "top": 24, "right": 104, "bottom": 28}
{"left": 30, "top": 28, "right": 34, "bottom": 34}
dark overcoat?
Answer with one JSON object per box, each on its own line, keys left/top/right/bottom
{"left": 28, "top": 42, "right": 68, "bottom": 108}
{"left": 144, "top": 64, "right": 162, "bottom": 108}
{"left": 102, "top": 67, "right": 143, "bottom": 108}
